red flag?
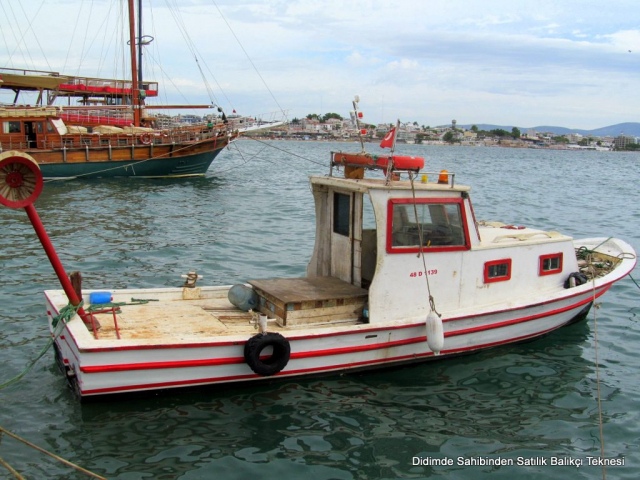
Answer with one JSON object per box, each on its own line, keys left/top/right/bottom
{"left": 380, "top": 127, "right": 396, "bottom": 148}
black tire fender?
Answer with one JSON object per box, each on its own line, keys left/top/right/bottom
{"left": 244, "top": 332, "right": 291, "bottom": 376}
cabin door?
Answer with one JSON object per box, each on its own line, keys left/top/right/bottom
{"left": 330, "top": 191, "right": 363, "bottom": 285}
{"left": 23, "top": 121, "right": 40, "bottom": 148}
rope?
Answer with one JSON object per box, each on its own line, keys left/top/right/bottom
{"left": 0, "top": 304, "right": 74, "bottom": 392}
{"left": 51, "top": 301, "right": 84, "bottom": 328}
{"left": 209, "top": 140, "right": 272, "bottom": 175}
{"left": 589, "top": 269, "right": 607, "bottom": 480}
{"left": 0, "top": 426, "right": 106, "bottom": 479}
{"left": 0, "top": 296, "right": 158, "bottom": 391}
{"left": 408, "top": 173, "right": 440, "bottom": 316}
{"left": 86, "top": 297, "right": 158, "bottom": 312}
{"left": 242, "top": 136, "right": 328, "bottom": 168}
{"left": 210, "top": 1, "right": 287, "bottom": 118}
{"left": 0, "top": 454, "right": 24, "bottom": 479}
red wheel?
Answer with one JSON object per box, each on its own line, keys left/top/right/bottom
{"left": 0, "top": 151, "right": 44, "bottom": 209}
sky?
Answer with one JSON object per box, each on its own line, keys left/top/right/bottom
{"left": 1, "top": 0, "right": 640, "bottom": 130}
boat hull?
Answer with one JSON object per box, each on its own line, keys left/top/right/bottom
{"left": 37, "top": 148, "right": 224, "bottom": 178}
{"left": 45, "top": 274, "right": 612, "bottom": 399}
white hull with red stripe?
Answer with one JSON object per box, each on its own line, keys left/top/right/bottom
{"left": 45, "top": 231, "right": 634, "bottom": 399}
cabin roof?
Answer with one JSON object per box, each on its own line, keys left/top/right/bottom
{"left": 310, "top": 175, "right": 472, "bottom": 194}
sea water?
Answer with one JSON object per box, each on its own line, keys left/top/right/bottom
{"left": 0, "top": 140, "right": 638, "bottom": 479}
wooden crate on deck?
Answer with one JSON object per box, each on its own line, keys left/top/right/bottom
{"left": 248, "top": 276, "right": 368, "bottom": 326}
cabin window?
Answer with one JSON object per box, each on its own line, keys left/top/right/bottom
{"left": 2, "top": 121, "right": 21, "bottom": 134}
{"left": 387, "top": 198, "right": 468, "bottom": 253}
{"left": 484, "top": 259, "right": 512, "bottom": 283}
{"left": 333, "top": 192, "right": 350, "bottom": 236}
{"left": 539, "top": 253, "right": 563, "bottom": 276}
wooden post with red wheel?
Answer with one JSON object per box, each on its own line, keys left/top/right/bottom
{"left": 0, "top": 151, "right": 98, "bottom": 335}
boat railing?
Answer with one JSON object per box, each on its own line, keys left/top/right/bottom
{"left": 0, "top": 126, "right": 229, "bottom": 151}
{"left": 59, "top": 108, "right": 134, "bottom": 127}
{"left": 57, "top": 75, "right": 159, "bottom": 97}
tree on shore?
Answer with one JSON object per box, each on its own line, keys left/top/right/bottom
{"left": 443, "top": 131, "right": 457, "bottom": 143}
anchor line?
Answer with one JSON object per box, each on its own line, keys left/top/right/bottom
{"left": 0, "top": 426, "right": 106, "bottom": 479}
{"left": 589, "top": 262, "right": 608, "bottom": 480}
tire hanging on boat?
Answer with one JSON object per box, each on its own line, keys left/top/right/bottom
{"left": 244, "top": 332, "right": 291, "bottom": 376}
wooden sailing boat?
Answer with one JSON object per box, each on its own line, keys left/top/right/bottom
{"left": 0, "top": 0, "right": 237, "bottom": 179}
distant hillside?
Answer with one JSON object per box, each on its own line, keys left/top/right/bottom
{"left": 458, "top": 122, "right": 640, "bottom": 137}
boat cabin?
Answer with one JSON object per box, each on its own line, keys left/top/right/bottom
{"left": 0, "top": 107, "right": 63, "bottom": 149}
{"left": 275, "top": 151, "right": 579, "bottom": 326}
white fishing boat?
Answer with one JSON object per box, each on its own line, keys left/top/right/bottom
{"left": 1, "top": 99, "right": 636, "bottom": 400}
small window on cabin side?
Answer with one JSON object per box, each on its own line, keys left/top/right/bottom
{"left": 333, "top": 192, "right": 350, "bottom": 236}
{"left": 388, "top": 199, "right": 466, "bottom": 252}
{"left": 484, "top": 259, "right": 512, "bottom": 283}
{"left": 3, "top": 121, "right": 21, "bottom": 134}
{"left": 539, "top": 253, "right": 563, "bottom": 276}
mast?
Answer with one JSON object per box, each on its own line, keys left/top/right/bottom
{"left": 127, "top": 0, "right": 141, "bottom": 126}
{"left": 137, "top": 0, "right": 143, "bottom": 85}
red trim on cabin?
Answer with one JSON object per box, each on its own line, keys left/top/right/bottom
{"left": 539, "top": 252, "right": 563, "bottom": 276}
{"left": 386, "top": 197, "right": 471, "bottom": 254}
{"left": 483, "top": 258, "right": 512, "bottom": 283}
{"left": 468, "top": 197, "right": 481, "bottom": 241}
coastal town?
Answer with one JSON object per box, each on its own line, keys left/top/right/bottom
{"left": 236, "top": 113, "right": 639, "bottom": 151}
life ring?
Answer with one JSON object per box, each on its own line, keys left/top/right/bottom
{"left": 244, "top": 332, "right": 291, "bottom": 376}
{"left": 139, "top": 133, "right": 152, "bottom": 145}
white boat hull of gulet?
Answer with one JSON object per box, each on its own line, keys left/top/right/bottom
{"left": 44, "top": 237, "right": 635, "bottom": 398}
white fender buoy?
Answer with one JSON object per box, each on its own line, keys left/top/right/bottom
{"left": 426, "top": 311, "right": 444, "bottom": 355}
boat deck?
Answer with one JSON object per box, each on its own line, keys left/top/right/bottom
{"left": 46, "top": 277, "right": 368, "bottom": 344}
{"left": 91, "top": 297, "right": 258, "bottom": 341}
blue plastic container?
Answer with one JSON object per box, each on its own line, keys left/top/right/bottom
{"left": 228, "top": 284, "right": 258, "bottom": 312}
{"left": 89, "top": 291, "right": 112, "bottom": 305}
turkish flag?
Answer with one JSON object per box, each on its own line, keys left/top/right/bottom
{"left": 380, "top": 127, "right": 396, "bottom": 148}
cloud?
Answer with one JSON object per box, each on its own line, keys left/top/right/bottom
{"left": 2, "top": 0, "right": 640, "bottom": 129}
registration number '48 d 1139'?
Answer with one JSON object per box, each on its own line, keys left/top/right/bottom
{"left": 409, "top": 270, "right": 437, "bottom": 277}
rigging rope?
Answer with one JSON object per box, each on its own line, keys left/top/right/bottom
{"left": 210, "top": 0, "right": 287, "bottom": 118}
